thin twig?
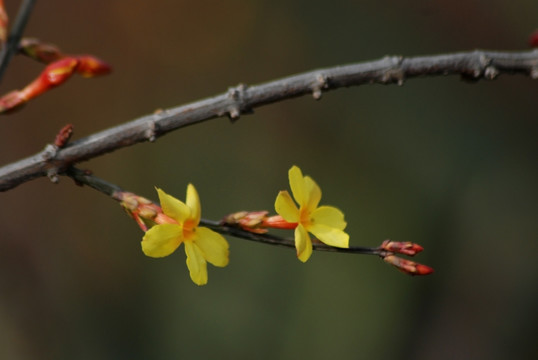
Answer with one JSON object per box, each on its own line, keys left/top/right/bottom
{"left": 1, "top": 49, "right": 537, "bottom": 191}
{"left": 0, "top": 0, "right": 37, "bottom": 83}
{"left": 66, "top": 166, "right": 384, "bottom": 256}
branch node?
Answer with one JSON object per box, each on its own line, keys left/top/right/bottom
{"left": 226, "top": 83, "right": 250, "bottom": 122}
{"left": 380, "top": 56, "right": 405, "bottom": 85}
{"left": 312, "top": 74, "right": 328, "bottom": 100}
{"left": 484, "top": 65, "right": 499, "bottom": 80}
{"left": 42, "top": 143, "right": 58, "bottom": 161}
{"left": 46, "top": 167, "right": 59, "bottom": 184}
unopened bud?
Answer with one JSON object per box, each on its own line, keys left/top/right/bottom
{"left": 19, "top": 38, "right": 63, "bottom": 64}
{"left": 383, "top": 255, "right": 434, "bottom": 276}
{"left": 75, "top": 55, "right": 112, "bottom": 77}
{"left": 222, "top": 211, "right": 269, "bottom": 234}
{"left": 261, "top": 215, "right": 297, "bottom": 230}
{"left": 380, "top": 240, "right": 424, "bottom": 256}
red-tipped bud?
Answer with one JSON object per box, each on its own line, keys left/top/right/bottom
{"left": 262, "top": 215, "right": 298, "bottom": 230}
{"left": 529, "top": 30, "right": 538, "bottom": 48}
{"left": 383, "top": 255, "right": 434, "bottom": 276}
{"left": 0, "top": 0, "right": 7, "bottom": 43}
{"left": 18, "top": 38, "right": 64, "bottom": 64}
{"left": 380, "top": 240, "right": 424, "bottom": 256}
{"left": 75, "top": 55, "right": 112, "bottom": 77}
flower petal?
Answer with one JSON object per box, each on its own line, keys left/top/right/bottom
{"left": 288, "top": 165, "right": 306, "bottom": 206}
{"left": 184, "top": 241, "right": 208, "bottom": 286}
{"left": 304, "top": 175, "right": 321, "bottom": 212}
{"left": 186, "top": 183, "right": 201, "bottom": 225}
{"left": 193, "top": 227, "right": 229, "bottom": 267}
{"left": 310, "top": 205, "right": 347, "bottom": 230}
{"left": 156, "top": 188, "right": 190, "bottom": 223}
{"left": 308, "top": 223, "right": 349, "bottom": 248}
{"left": 142, "top": 223, "right": 183, "bottom": 257}
{"left": 275, "top": 190, "right": 300, "bottom": 222}
{"left": 295, "top": 224, "right": 313, "bottom": 262}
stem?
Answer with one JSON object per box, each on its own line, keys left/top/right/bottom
{"left": 67, "top": 166, "right": 383, "bottom": 256}
{"left": 0, "top": 49, "right": 537, "bottom": 191}
{"left": 0, "top": 0, "right": 37, "bottom": 83}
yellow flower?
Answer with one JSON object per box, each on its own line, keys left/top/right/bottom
{"left": 142, "top": 185, "right": 229, "bottom": 286}
{"left": 275, "top": 165, "right": 349, "bottom": 262}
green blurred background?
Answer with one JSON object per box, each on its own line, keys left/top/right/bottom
{"left": 1, "top": 1, "right": 537, "bottom": 359}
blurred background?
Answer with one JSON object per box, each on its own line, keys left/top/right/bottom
{"left": 0, "top": 0, "right": 537, "bottom": 359}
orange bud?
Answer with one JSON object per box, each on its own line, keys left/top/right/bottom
{"left": 383, "top": 255, "right": 434, "bottom": 276}
{"left": 16, "top": 57, "right": 78, "bottom": 104}
{"left": 380, "top": 240, "right": 424, "bottom": 256}
{"left": 262, "top": 215, "right": 298, "bottom": 230}
{"left": 75, "top": 55, "right": 112, "bottom": 77}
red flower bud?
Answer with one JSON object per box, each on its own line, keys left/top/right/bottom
{"left": 75, "top": 55, "right": 112, "bottom": 77}
{"left": 383, "top": 255, "right": 434, "bottom": 276}
{"left": 380, "top": 240, "right": 424, "bottom": 256}
{"left": 54, "top": 124, "right": 74, "bottom": 148}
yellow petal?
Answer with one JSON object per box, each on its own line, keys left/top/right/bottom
{"left": 304, "top": 175, "right": 321, "bottom": 212}
{"left": 275, "top": 190, "right": 300, "bottom": 222}
{"left": 184, "top": 241, "right": 208, "bottom": 286}
{"left": 193, "top": 227, "right": 229, "bottom": 267}
{"left": 295, "top": 224, "right": 313, "bottom": 262}
{"left": 308, "top": 223, "right": 349, "bottom": 248}
{"left": 288, "top": 165, "right": 306, "bottom": 206}
{"left": 156, "top": 188, "right": 190, "bottom": 223}
{"left": 186, "top": 183, "right": 201, "bottom": 225}
{"left": 142, "top": 223, "right": 183, "bottom": 257}
{"left": 310, "top": 205, "right": 347, "bottom": 230}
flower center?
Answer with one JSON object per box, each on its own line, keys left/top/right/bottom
{"left": 299, "top": 207, "right": 311, "bottom": 226}
{"left": 182, "top": 218, "right": 197, "bottom": 239}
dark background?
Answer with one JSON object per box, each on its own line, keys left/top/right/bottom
{"left": 0, "top": 1, "right": 537, "bottom": 359}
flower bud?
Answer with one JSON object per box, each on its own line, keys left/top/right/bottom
{"left": 19, "top": 38, "right": 63, "bottom": 64}
{"left": 380, "top": 240, "right": 423, "bottom": 256}
{"left": 383, "top": 255, "right": 434, "bottom": 276}
{"left": 75, "top": 55, "right": 112, "bottom": 77}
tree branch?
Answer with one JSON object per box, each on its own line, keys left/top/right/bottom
{"left": 0, "top": 0, "right": 37, "bottom": 83}
{"left": 1, "top": 49, "right": 537, "bottom": 191}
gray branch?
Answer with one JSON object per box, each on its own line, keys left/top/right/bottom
{"left": 1, "top": 49, "right": 537, "bottom": 191}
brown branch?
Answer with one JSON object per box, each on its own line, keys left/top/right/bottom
{"left": 1, "top": 49, "right": 537, "bottom": 191}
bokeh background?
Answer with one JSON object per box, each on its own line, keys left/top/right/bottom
{"left": 1, "top": 1, "right": 537, "bottom": 359}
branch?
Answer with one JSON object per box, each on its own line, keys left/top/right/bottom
{"left": 1, "top": 49, "right": 537, "bottom": 191}
{"left": 66, "top": 166, "right": 384, "bottom": 256}
{"left": 0, "top": 0, "right": 37, "bottom": 83}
